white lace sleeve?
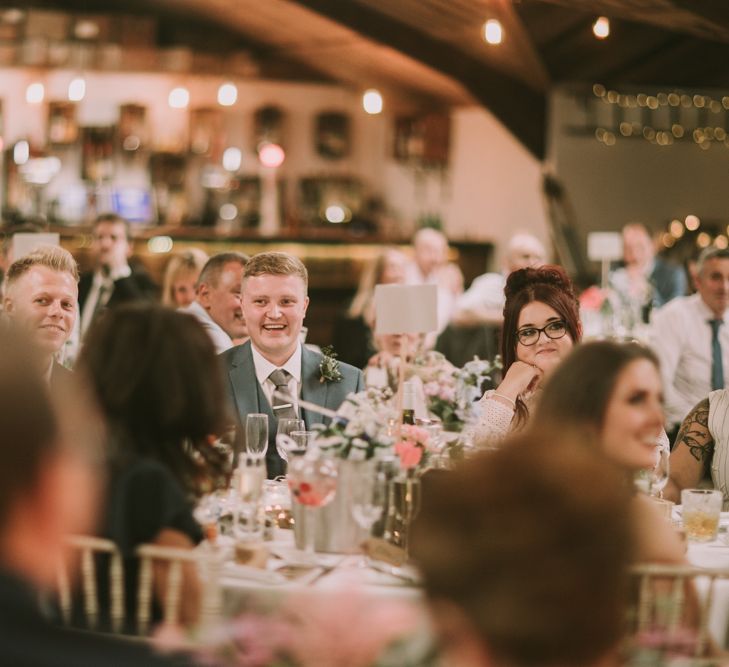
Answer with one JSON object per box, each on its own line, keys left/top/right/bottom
{"left": 469, "top": 390, "right": 515, "bottom": 448}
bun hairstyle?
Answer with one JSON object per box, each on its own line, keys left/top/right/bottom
{"left": 504, "top": 265, "right": 576, "bottom": 302}
{"left": 501, "top": 265, "right": 582, "bottom": 426}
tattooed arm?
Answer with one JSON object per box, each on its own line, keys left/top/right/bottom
{"left": 664, "top": 398, "right": 712, "bottom": 503}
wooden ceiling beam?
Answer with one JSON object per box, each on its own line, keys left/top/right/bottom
{"left": 290, "top": 0, "right": 547, "bottom": 157}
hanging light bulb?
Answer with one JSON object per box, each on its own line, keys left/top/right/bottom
{"left": 593, "top": 17, "right": 610, "bottom": 39}
{"left": 483, "top": 19, "right": 503, "bottom": 45}
{"left": 68, "top": 77, "right": 86, "bottom": 102}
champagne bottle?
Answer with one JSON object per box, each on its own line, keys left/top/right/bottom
{"left": 402, "top": 380, "right": 416, "bottom": 426}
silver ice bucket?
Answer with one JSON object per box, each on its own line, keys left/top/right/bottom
{"left": 292, "top": 459, "right": 375, "bottom": 554}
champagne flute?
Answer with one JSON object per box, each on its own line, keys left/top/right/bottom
{"left": 245, "top": 413, "right": 269, "bottom": 460}
{"left": 650, "top": 444, "right": 670, "bottom": 499}
{"left": 234, "top": 454, "right": 266, "bottom": 541}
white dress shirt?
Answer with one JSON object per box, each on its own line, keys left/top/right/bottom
{"left": 250, "top": 343, "right": 302, "bottom": 417}
{"left": 651, "top": 293, "right": 729, "bottom": 427}
{"left": 181, "top": 301, "right": 233, "bottom": 354}
{"left": 456, "top": 272, "right": 507, "bottom": 312}
{"left": 80, "top": 265, "right": 132, "bottom": 335}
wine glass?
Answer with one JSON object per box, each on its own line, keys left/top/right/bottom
{"left": 245, "top": 413, "right": 269, "bottom": 460}
{"left": 288, "top": 453, "right": 338, "bottom": 556}
{"left": 275, "top": 418, "right": 306, "bottom": 460}
{"left": 289, "top": 430, "right": 317, "bottom": 457}
{"left": 351, "top": 469, "right": 387, "bottom": 533}
{"left": 650, "top": 443, "right": 670, "bottom": 499}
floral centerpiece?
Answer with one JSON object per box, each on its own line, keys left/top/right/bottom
{"left": 410, "top": 351, "right": 500, "bottom": 432}
{"left": 313, "top": 387, "right": 397, "bottom": 461}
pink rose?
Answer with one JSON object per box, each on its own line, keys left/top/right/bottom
{"left": 394, "top": 440, "right": 423, "bottom": 469}
{"left": 401, "top": 424, "right": 429, "bottom": 444}
{"left": 438, "top": 385, "right": 455, "bottom": 402}
{"left": 423, "top": 381, "right": 440, "bottom": 397}
{"left": 579, "top": 285, "right": 606, "bottom": 310}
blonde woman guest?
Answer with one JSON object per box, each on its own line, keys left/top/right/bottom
{"left": 161, "top": 248, "right": 208, "bottom": 308}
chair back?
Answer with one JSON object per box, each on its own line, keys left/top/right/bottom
{"left": 135, "top": 542, "right": 222, "bottom": 636}
{"left": 629, "top": 562, "right": 728, "bottom": 661}
{"left": 59, "top": 535, "right": 222, "bottom": 637}
{"left": 58, "top": 535, "right": 125, "bottom": 632}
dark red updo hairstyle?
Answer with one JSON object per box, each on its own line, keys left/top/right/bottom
{"left": 501, "top": 265, "right": 582, "bottom": 426}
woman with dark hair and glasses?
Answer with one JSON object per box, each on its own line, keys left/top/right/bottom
{"left": 472, "top": 266, "right": 581, "bottom": 446}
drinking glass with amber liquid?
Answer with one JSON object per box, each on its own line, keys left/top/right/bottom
{"left": 681, "top": 488, "right": 722, "bottom": 542}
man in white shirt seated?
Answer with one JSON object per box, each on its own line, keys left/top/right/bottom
{"left": 452, "top": 232, "right": 545, "bottom": 326}
{"left": 404, "top": 227, "right": 464, "bottom": 337}
{"left": 3, "top": 245, "right": 78, "bottom": 388}
{"left": 221, "top": 251, "right": 364, "bottom": 478}
{"left": 180, "top": 252, "right": 248, "bottom": 354}
{"left": 652, "top": 247, "right": 729, "bottom": 441}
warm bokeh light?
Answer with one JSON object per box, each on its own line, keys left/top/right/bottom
{"left": 324, "top": 205, "right": 348, "bottom": 224}
{"left": 258, "top": 142, "right": 285, "bottom": 168}
{"left": 168, "top": 87, "right": 190, "bottom": 109}
{"left": 13, "top": 140, "right": 29, "bottom": 165}
{"left": 685, "top": 215, "right": 700, "bottom": 231}
{"left": 593, "top": 16, "right": 610, "bottom": 39}
{"left": 716, "top": 235, "right": 729, "bottom": 249}
{"left": 220, "top": 203, "right": 238, "bottom": 221}
{"left": 26, "top": 82, "right": 44, "bottom": 104}
{"left": 669, "top": 220, "right": 685, "bottom": 239}
{"left": 68, "top": 77, "right": 86, "bottom": 102}
{"left": 222, "top": 147, "right": 242, "bottom": 172}
{"left": 362, "top": 89, "right": 383, "bottom": 115}
{"left": 147, "top": 236, "right": 173, "bottom": 254}
{"left": 483, "top": 19, "right": 503, "bottom": 45}
{"left": 217, "top": 82, "right": 237, "bottom": 106}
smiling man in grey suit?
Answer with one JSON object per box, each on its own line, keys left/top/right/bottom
{"left": 221, "top": 251, "right": 364, "bottom": 478}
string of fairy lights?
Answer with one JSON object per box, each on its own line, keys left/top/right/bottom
{"left": 590, "top": 84, "right": 729, "bottom": 150}
{"left": 658, "top": 215, "right": 729, "bottom": 252}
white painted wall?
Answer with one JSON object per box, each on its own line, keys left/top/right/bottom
{"left": 1, "top": 68, "right": 550, "bottom": 263}
{"left": 548, "top": 88, "right": 729, "bottom": 243}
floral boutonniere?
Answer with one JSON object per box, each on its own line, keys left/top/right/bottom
{"left": 319, "top": 345, "right": 343, "bottom": 383}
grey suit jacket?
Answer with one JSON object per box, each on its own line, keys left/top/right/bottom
{"left": 220, "top": 341, "right": 365, "bottom": 478}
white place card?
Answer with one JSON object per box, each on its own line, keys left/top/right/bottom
{"left": 374, "top": 284, "right": 438, "bottom": 334}
{"left": 587, "top": 231, "right": 622, "bottom": 262}
{"left": 11, "top": 233, "right": 60, "bottom": 260}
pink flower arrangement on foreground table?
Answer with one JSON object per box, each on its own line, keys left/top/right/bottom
{"left": 393, "top": 424, "right": 432, "bottom": 471}
{"left": 157, "top": 589, "right": 423, "bottom": 667}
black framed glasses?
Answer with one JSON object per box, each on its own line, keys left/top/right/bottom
{"left": 516, "top": 320, "right": 568, "bottom": 346}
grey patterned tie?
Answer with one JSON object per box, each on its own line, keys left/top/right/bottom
{"left": 269, "top": 369, "right": 297, "bottom": 421}
{"left": 710, "top": 319, "right": 725, "bottom": 390}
